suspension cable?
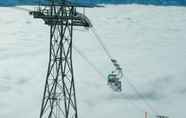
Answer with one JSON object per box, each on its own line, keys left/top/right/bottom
{"left": 11, "top": 6, "right": 159, "bottom": 116}
{"left": 124, "top": 75, "right": 158, "bottom": 115}
{"left": 90, "top": 27, "right": 113, "bottom": 60}
{"left": 73, "top": 44, "right": 158, "bottom": 116}
{"left": 72, "top": 44, "right": 105, "bottom": 79}
{"left": 88, "top": 26, "right": 158, "bottom": 115}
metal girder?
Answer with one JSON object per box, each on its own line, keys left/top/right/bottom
{"left": 30, "top": 9, "right": 92, "bottom": 27}
{"left": 29, "top": 0, "right": 97, "bottom": 117}
{"left": 35, "top": 5, "right": 78, "bottom": 118}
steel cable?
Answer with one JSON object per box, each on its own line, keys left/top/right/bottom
{"left": 88, "top": 26, "right": 158, "bottom": 115}
{"left": 90, "top": 27, "right": 113, "bottom": 60}
{"left": 11, "top": 6, "right": 159, "bottom": 116}
{"left": 72, "top": 44, "right": 105, "bottom": 79}
{"left": 73, "top": 44, "right": 157, "bottom": 116}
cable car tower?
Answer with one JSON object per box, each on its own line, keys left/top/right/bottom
{"left": 30, "top": 0, "right": 98, "bottom": 118}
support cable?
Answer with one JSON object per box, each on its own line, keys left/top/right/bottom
{"left": 72, "top": 44, "right": 105, "bottom": 79}
{"left": 124, "top": 74, "right": 158, "bottom": 115}
{"left": 88, "top": 26, "right": 158, "bottom": 115}
{"left": 90, "top": 27, "right": 113, "bottom": 60}
{"left": 73, "top": 44, "right": 158, "bottom": 116}
{"left": 10, "top": 6, "right": 159, "bottom": 116}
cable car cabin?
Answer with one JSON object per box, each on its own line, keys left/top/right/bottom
{"left": 107, "top": 73, "right": 122, "bottom": 92}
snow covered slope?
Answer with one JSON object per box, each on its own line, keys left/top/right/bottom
{"left": 0, "top": 5, "right": 186, "bottom": 118}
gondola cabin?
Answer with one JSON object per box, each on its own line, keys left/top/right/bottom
{"left": 107, "top": 73, "right": 122, "bottom": 92}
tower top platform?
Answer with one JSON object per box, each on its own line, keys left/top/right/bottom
{"left": 39, "top": 0, "right": 103, "bottom": 8}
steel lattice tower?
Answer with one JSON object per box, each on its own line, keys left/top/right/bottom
{"left": 30, "top": 0, "right": 96, "bottom": 118}
{"left": 39, "top": 7, "right": 77, "bottom": 118}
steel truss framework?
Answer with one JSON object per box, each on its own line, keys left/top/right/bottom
{"left": 30, "top": 1, "right": 96, "bottom": 118}
{"left": 39, "top": 6, "right": 78, "bottom": 118}
{"left": 30, "top": 0, "right": 95, "bottom": 118}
